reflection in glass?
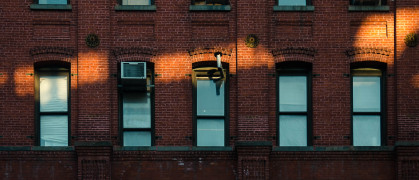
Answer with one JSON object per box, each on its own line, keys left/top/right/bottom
{"left": 40, "top": 76, "right": 68, "bottom": 112}
{"left": 278, "top": 0, "right": 306, "bottom": 6}
{"left": 122, "top": 0, "right": 150, "bottom": 5}
{"left": 353, "top": 76, "right": 381, "bottom": 112}
{"left": 279, "top": 76, "right": 307, "bottom": 112}
{"left": 279, "top": 115, "right": 307, "bottom": 146}
{"left": 197, "top": 119, "right": 224, "bottom": 146}
{"left": 39, "top": 0, "right": 67, "bottom": 4}
{"left": 353, "top": 115, "right": 381, "bottom": 146}
{"left": 40, "top": 115, "right": 68, "bottom": 146}
{"left": 123, "top": 131, "right": 151, "bottom": 146}
{"left": 197, "top": 79, "right": 224, "bottom": 116}
{"left": 123, "top": 92, "right": 151, "bottom": 128}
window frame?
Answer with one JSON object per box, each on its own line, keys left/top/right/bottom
{"left": 118, "top": 0, "right": 155, "bottom": 5}
{"left": 349, "top": 0, "right": 387, "bottom": 6}
{"left": 275, "top": 0, "right": 312, "bottom": 6}
{"left": 34, "top": 0, "right": 69, "bottom": 4}
{"left": 350, "top": 62, "right": 387, "bottom": 146}
{"left": 35, "top": 67, "right": 71, "bottom": 146}
{"left": 118, "top": 62, "right": 155, "bottom": 147}
{"left": 276, "top": 62, "right": 312, "bottom": 147}
{"left": 191, "top": 0, "right": 230, "bottom": 5}
{"left": 192, "top": 64, "right": 229, "bottom": 147}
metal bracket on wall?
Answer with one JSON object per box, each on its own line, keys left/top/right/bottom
{"left": 388, "top": 74, "right": 395, "bottom": 77}
{"left": 71, "top": 73, "right": 78, "bottom": 76}
{"left": 155, "top": 74, "right": 162, "bottom": 77}
{"left": 26, "top": 73, "right": 34, "bottom": 76}
{"left": 185, "top": 136, "right": 193, "bottom": 140}
{"left": 0, "top": 73, "right": 3, "bottom": 76}
{"left": 71, "top": 136, "right": 78, "bottom": 139}
{"left": 343, "top": 135, "right": 351, "bottom": 140}
{"left": 230, "top": 136, "right": 238, "bottom": 140}
{"left": 111, "top": 74, "right": 117, "bottom": 77}
{"left": 155, "top": 136, "right": 162, "bottom": 140}
{"left": 343, "top": 74, "right": 350, "bottom": 77}
{"left": 185, "top": 74, "right": 192, "bottom": 77}
{"left": 26, "top": 135, "right": 34, "bottom": 139}
{"left": 229, "top": 74, "right": 235, "bottom": 77}
{"left": 267, "top": 73, "right": 276, "bottom": 77}
{"left": 313, "top": 74, "right": 321, "bottom": 77}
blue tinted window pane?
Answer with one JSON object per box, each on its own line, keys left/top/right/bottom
{"left": 197, "top": 79, "right": 225, "bottom": 116}
{"left": 279, "top": 76, "right": 307, "bottom": 112}
{"left": 122, "top": 0, "right": 150, "bottom": 5}
{"left": 39, "top": 0, "right": 67, "bottom": 4}
{"left": 278, "top": 0, "right": 306, "bottom": 6}
{"left": 279, "top": 115, "right": 307, "bottom": 146}
{"left": 123, "top": 92, "right": 151, "bottom": 128}
{"left": 40, "top": 115, "right": 68, "bottom": 146}
{"left": 353, "top": 76, "right": 381, "bottom": 112}
{"left": 197, "top": 119, "right": 224, "bottom": 146}
{"left": 123, "top": 131, "right": 151, "bottom": 146}
{"left": 353, "top": 115, "right": 381, "bottom": 146}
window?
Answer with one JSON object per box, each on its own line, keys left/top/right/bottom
{"left": 351, "top": 64, "right": 385, "bottom": 146}
{"left": 192, "top": 0, "right": 229, "bottom": 5}
{"left": 277, "top": 0, "right": 311, "bottom": 6}
{"left": 193, "top": 66, "right": 228, "bottom": 146}
{"left": 350, "top": 0, "right": 387, "bottom": 6}
{"left": 119, "top": 62, "right": 154, "bottom": 146}
{"left": 277, "top": 62, "right": 312, "bottom": 146}
{"left": 35, "top": 67, "right": 70, "bottom": 146}
{"left": 121, "top": 0, "right": 151, "bottom": 5}
{"left": 36, "top": 0, "right": 68, "bottom": 4}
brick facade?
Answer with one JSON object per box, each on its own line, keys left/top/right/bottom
{"left": 0, "top": 0, "right": 418, "bottom": 179}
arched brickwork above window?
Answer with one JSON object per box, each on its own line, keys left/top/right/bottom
{"left": 271, "top": 47, "right": 316, "bottom": 64}
{"left": 112, "top": 47, "right": 157, "bottom": 62}
{"left": 345, "top": 47, "right": 392, "bottom": 64}
{"left": 30, "top": 46, "right": 74, "bottom": 63}
{"left": 188, "top": 47, "right": 233, "bottom": 64}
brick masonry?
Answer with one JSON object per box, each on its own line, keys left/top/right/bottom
{"left": 0, "top": 0, "right": 418, "bottom": 179}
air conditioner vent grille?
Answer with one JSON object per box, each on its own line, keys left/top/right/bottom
{"left": 121, "top": 62, "right": 146, "bottom": 79}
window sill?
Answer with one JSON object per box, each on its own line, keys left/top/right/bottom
{"left": 115, "top": 5, "right": 156, "bottom": 11}
{"left": 114, "top": 146, "right": 233, "bottom": 151}
{"left": 274, "top": 146, "right": 394, "bottom": 151}
{"left": 348, "top": 5, "right": 389, "bottom": 12}
{"left": 273, "top": 5, "right": 314, "bottom": 12}
{"left": 189, "top": 5, "right": 231, "bottom": 11}
{"left": 30, "top": 4, "right": 72, "bottom": 10}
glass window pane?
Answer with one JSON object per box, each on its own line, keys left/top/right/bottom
{"left": 123, "top": 131, "right": 151, "bottom": 146}
{"left": 123, "top": 92, "right": 151, "bottom": 128}
{"left": 353, "top": 76, "right": 381, "bottom": 112}
{"left": 40, "top": 115, "right": 68, "bottom": 146}
{"left": 197, "top": 119, "right": 224, "bottom": 146}
{"left": 279, "top": 76, "right": 307, "bottom": 112}
{"left": 197, "top": 79, "right": 225, "bottom": 116}
{"left": 122, "top": 0, "right": 150, "bottom": 5}
{"left": 353, "top": 115, "right": 381, "bottom": 146}
{"left": 279, "top": 115, "right": 307, "bottom": 146}
{"left": 278, "top": 0, "right": 306, "bottom": 6}
{"left": 39, "top": 0, "right": 67, "bottom": 4}
{"left": 40, "top": 75, "right": 68, "bottom": 112}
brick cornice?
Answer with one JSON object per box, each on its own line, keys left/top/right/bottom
{"left": 345, "top": 47, "right": 392, "bottom": 63}
{"left": 188, "top": 47, "right": 233, "bottom": 64}
{"left": 112, "top": 47, "right": 157, "bottom": 62}
{"left": 271, "top": 47, "right": 316, "bottom": 64}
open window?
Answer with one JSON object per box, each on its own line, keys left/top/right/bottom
{"left": 351, "top": 62, "right": 386, "bottom": 146}
{"left": 350, "top": 0, "right": 387, "bottom": 6}
{"left": 192, "top": 0, "right": 229, "bottom": 5}
{"left": 119, "top": 62, "right": 154, "bottom": 146}
{"left": 277, "top": 61, "right": 312, "bottom": 146}
{"left": 193, "top": 63, "right": 228, "bottom": 147}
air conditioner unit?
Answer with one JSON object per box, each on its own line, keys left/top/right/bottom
{"left": 121, "top": 62, "right": 146, "bottom": 79}
{"left": 120, "top": 62, "right": 147, "bottom": 89}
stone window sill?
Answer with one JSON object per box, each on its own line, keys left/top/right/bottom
{"left": 273, "top": 5, "right": 314, "bottom": 12}
{"left": 348, "top": 5, "right": 390, "bottom": 11}
{"left": 30, "top": 4, "right": 72, "bottom": 10}
{"left": 189, "top": 5, "right": 231, "bottom": 11}
{"left": 115, "top": 5, "right": 156, "bottom": 11}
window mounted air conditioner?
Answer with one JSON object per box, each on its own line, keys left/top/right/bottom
{"left": 121, "top": 62, "right": 147, "bottom": 89}
{"left": 121, "top": 62, "right": 146, "bottom": 79}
